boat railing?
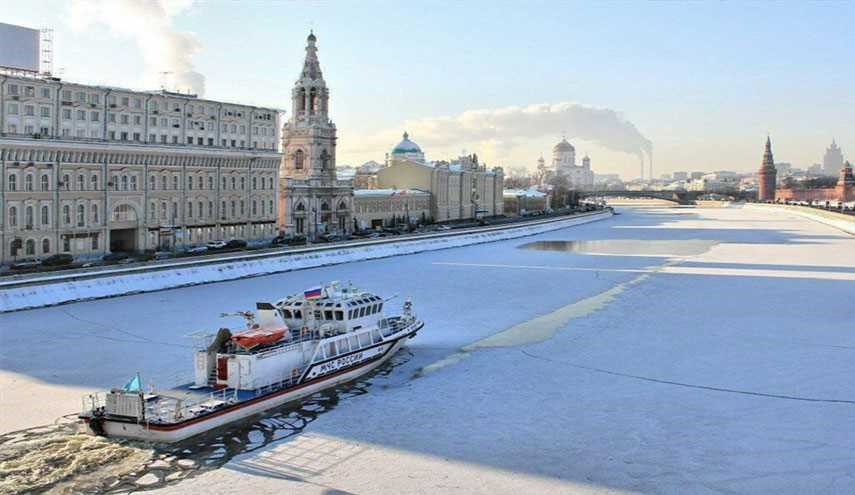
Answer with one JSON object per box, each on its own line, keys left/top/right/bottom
{"left": 166, "top": 386, "right": 238, "bottom": 423}
{"left": 252, "top": 367, "right": 305, "bottom": 397}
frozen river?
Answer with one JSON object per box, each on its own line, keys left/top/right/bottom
{"left": 1, "top": 205, "right": 854, "bottom": 494}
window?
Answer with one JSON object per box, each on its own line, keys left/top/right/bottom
{"left": 41, "top": 205, "right": 49, "bottom": 225}
{"left": 240, "top": 200, "right": 245, "bottom": 216}
{"left": 134, "top": 115, "right": 141, "bottom": 125}
{"left": 8, "top": 206, "right": 17, "bottom": 227}
{"left": 231, "top": 177, "right": 236, "bottom": 190}
{"left": 198, "top": 201, "right": 203, "bottom": 219}
{"left": 150, "top": 175, "right": 156, "bottom": 190}
{"left": 161, "top": 176, "right": 167, "bottom": 190}
{"left": 122, "top": 175, "right": 128, "bottom": 191}
{"left": 335, "top": 311, "right": 344, "bottom": 321}
{"left": 130, "top": 176, "right": 137, "bottom": 191}
{"left": 221, "top": 177, "right": 226, "bottom": 190}
{"left": 91, "top": 111, "right": 100, "bottom": 122}
{"left": 25, "top": 174, "right": 33, "bottom": 191}
{"left": 252, "top": 200, "right": 257, "bottom": 216}
{"left": 92, "top": 235, "right": 98, "bottom": 250}
{"left": 62, "top": 109, "right": 71, "bottom": 120}
{"left": 187, "top": 201, "right": 193, "bottom": 218}
{"left": 62, "top": 174, "right": 70, "bottom": 190}
{"left": 230, "top": 201, "right": 236, "bottom": 217}
{"left": 7, "top": 175, "right": 16, "bottom": 191}
{"left": 24, "top": 206, "right": 34, "bottom": 228}
{"left": 25, "top": 105, "right": 35, "bottom": 116}
{"left": 42, "top": 239, "right": 50, "bottom": 254}
{"left": 197, "top": 176, "right": 203, "bottom": 190}
{"left": 41, "top": 106, "right": 50, "bottom": 118}
{"left": 26, "top": 239, "right": 35, "bottom": 256}
{"left": 7, "top": 103, "right": 18, "bottom": 115}
{"left": 77, "top": 109, "right": 86, "bottom": 120}
{"left": 63, "top": 237, "right": 70, "bottom": 252}
{"left": 208, "top": 202, "right": 213, "bottom": 217}
{"left": 294, "top": 149, "right": 304, "bottom": 170}
{"left": 92, "top": 204, "right": 99, "bottom": 224}
{"left": 188, "top": 177, "right": 193, "bottom": 190}
{"left": 40, "top": 174, "right": 49, "bottom": 191}
{"left": 240, "top": 177, "right": 246, "bottom": 190}
{"left": 161, "top": 201, "right": 167, "bottom": 220}
{"left": 77, "top": 174, "right": 85, "bottom": 191}
{"left": 63, "top": 205, "right": 70, "bottom": 224}
{"left": 108, "top": 113, "right": 116, "bottom": 123}
{"left": 91, "top": 174, "right": 98, "bottom": 191}
{"left": 172, "top": 176, "right": 179, "bottom": 189}
{"left": 324, "top": 310, "right": 333, "bottom": 320}
{"left": 77, "top": 205, "right": 85, "bottom": 226}
{"left": 121, "top": 114, "right": 129, "bottom": 125}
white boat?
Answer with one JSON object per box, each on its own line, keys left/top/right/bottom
{"left": 79, "top": 282, "right": 423, "bottom": 442}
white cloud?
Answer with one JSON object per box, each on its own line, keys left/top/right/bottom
{"left": 68, "top": 0, "right": 205, "bottom": 95}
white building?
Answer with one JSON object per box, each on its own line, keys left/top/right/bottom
{"left": 1, "top": 74, "right": 281, "bottom": 264}
{"left": 277, "top": 33, "right": 353, "bottom": 238}
{"left": 543, "top": 138, "right": 595, "bottom": 189}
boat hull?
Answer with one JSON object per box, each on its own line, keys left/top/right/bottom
{"left": 85, "top": 331, "right": 415, "bottom": 443}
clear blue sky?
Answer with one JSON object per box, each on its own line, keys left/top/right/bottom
{"left": 4, "top": 1, "right": 853, "bottom": 179}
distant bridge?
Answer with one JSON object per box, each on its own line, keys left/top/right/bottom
{"left": 578, "top": 190, "right": 755, "bottom": 205}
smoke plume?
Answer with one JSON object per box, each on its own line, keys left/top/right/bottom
{"left": 69, "top": 0, "right": 205, "bottom": 95}
{"left": 350, "top": 101, "right": 652, "bottom": 166}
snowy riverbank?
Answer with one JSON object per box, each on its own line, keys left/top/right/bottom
{"left": 0, "top": 211, "right": 611, "bottom": 313}
{"left": 745, "top": 203, "right": 855, "bottom": 235}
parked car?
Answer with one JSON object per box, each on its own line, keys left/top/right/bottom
{"left": 436, "top": 225, "right": 452, "bottom": 231}
{"left": 270, "top": 235, "right": 288, "bottom": 245}
{"left": 206, "top": 240, "right": 227, "bottom": 250}
{"left": 186, "top": 245, "right": 208, "bottom": 254}
{"left": 9, "top": 259, "right": 41, "bottom": 271}
{"left": 287, "top": 235, "right": 307, "bottom": 246}
{"left": 318, "top": 234, "right": 341, "bottom": 243}
{"left": 225, "top": 239, "right": 248, "bottom": 249}
{"left": 41, "top": 254, "right": 74, "bottom": 267}
{"left": 102, "top": 252, "right": 130, "bottom": 262}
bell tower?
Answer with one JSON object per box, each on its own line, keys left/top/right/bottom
{"left": 280, "top": 31, "right": 337, "bottom": 182}
{"left": 758, "top": 136, "right": 777, "bottom": 201}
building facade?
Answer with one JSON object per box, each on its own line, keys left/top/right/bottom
{"left": 376, "top": 132, "right": 503, "bottom": 222}
{"left": 758, "top": 136, "right": 777, "bottom": 201}
{"left": 552, "top": 138, "right": 594, "bottom": 188}
{"left": 353, "top": 189, "right": 431, "bottom": 229}
{"left": 0, "top": 75, "right": 281, "bottom": 264}
{"left": 822, "top": 139, "right": 845, "bottom": 177}
{"left": 278, "top": 33, "right": 353, "bottom": 238}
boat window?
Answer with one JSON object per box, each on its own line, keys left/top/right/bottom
{"left": 359, "top": 307, "right": 366, "bottom": 318}
{"left": 314, "top": 310, "right": 322, "bottom": 319}
{"left": 349, "top": 335, "right": 359, "bottom": 349}
{"left": 347, "top": 310, "right": 353, "bottom": 319}
{"left": 359, "top": 333, "right": 371, "bottom": 347}
{"left": 335, "top": 311, "right": 344, "bottom": 321}
{"left": 371, "top": 329, "right": 382, "bottom": 344}
{"left": 293, "top": 310, "right": 302, "bottom": 319}
{"left": 327, "top": 341, "right": 337, "bottom": 357}
{"left": 339, "top": 339, "right": 350, "bottom": 353}
{"left": 378, "top": 303, "right": 383, "bottom": 312}
{"left": 282, "top": 309, "right": 292, "bottom": 319}
{"left": 324, "top": 310, "right": 333, "bottom": 320}
{"left": 371, "top": 304, "right": 378, "bottom": 313}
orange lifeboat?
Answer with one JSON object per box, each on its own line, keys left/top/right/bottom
{"left": 231, "top": 325, "right": 287, "bottom": 349}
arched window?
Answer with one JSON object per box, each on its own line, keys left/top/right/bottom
{"left": 62, "top": 174, "right": 70, "bottom": 190}
{"left": 91, "top": 174, "right": 98, "bottom": 191}
{"left": 295, "top": 202, "right": 305, "bottom": 212}
{"left": 77, "top": 174, "right": 85, "bottom": 191}
{"left": 25, "top": 239, "right": 35, "bottom": 256}
{"left": 197, "top": 176, "right": 203, "bottom": 190}
{"left": 252, "top": 177, "right": 257, "bottom": 190}
{"left": 7, "top": 175, "right": 16, "bottom": 191}
{"left": 320, "top": 202, "right": 330, "bottom": 211}
{"left": 92, "top": 204, "right": 99, "bottom": 224}
{"left": 338, "top": 201, "right": 348, "bottom": 211}
{"left": 173, "top": 176, "right": 179, "bottom": 190}
{"left": 309, "top": 87, "right": 317, "bottom": 114}
{"left": 25, "top": 174, "right": 34, "bottom": 191}
{"left": 208, "top": 176, "right": 214, "bottom": 190}
{"left": 62, "top": 205, "right": 70, "bottom": 224}
{"left": 10, "top": 239, "right": 22, "bottom": 256}
{"left": 231, "top": 177, "right": 236, "bottom": 190}
{"left": 40, "top": 174, "right": 49, "bottom": 191}
{"left": 294, "top": 149, "right": 304, "bottom": 170}
{"left": 161, "top": 175, "right": 168, "bottom": 190}
{"left": 42, "top": 238, "right": 50, "bottom": 254}
{"left": 320, "top": 149, "right": 330, "bottom": 170}
{"left": 9, "top": 206, "right": 17, "bottom": 227}
{"left": 298, "top": 88, "right": 306, "bottom": 112}
{"left": 41, "top": 205, "right": 49, "bottom": 225}
{"left": 150, "top": 175, "right": 156, "bottom": 190}
{"left": 241, "top": 177, "right": 246, "bottom": 190}
{"left": 25, "top": 206, "right": 33, "bottom": 228}
{"left": 77, "top": 204, "right": 85, "bottom": 226}
{"left": 188, "top": 176, "right": 194, "bottom": 190}
{"left": 198, "top": 201, "right": 203, "bottom": 218}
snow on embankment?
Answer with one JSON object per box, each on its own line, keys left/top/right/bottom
{"left": 745, "top": 203, "right": 855, "bottom": 235}
{"left": 0, "top": 212, "right": 611, "bottom": 313}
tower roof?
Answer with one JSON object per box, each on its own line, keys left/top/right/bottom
{"left": 761, "top": 135, "right": 776, "bottom": 170}
{"left": 300, "top": 31, "right": 323, "bottom": 81}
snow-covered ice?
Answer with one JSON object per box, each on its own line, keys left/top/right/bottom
{"left": 1, "top": 206, "right": 853, "bottom": 494}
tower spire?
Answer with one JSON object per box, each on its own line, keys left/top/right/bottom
{"left": 301, "top": 31, "right": 323, "bottom": 81}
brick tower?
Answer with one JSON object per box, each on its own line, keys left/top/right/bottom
{"left": 758, "top": 136, "right": 777, "bottom": 201}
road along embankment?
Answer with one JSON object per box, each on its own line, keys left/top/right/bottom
{"left": 745, "top": 203, "right": 855, "bottom": 236}
{"left": 0, "top": 211, "right": 612, "bottom": 312}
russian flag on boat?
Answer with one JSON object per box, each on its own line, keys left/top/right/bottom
{"left": 304, "top": 287, "right": 323, "bottom": 299}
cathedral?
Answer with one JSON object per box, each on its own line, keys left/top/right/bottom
{"left": 536, "top": 138, "right": 594, "bottom": 189}
{"left": 278, "top": 32, "right": 354, "bottom": 237}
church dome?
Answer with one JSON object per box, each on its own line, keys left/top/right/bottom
{"left": 392, "top": 132, "right": 422, "bottom": 154}
{"left": 553, "top": 138, "right": 575, "bottom": 153}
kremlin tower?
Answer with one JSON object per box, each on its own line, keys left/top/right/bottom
{"left": 758, "top": 136, "right": 777, "bottom": 201}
